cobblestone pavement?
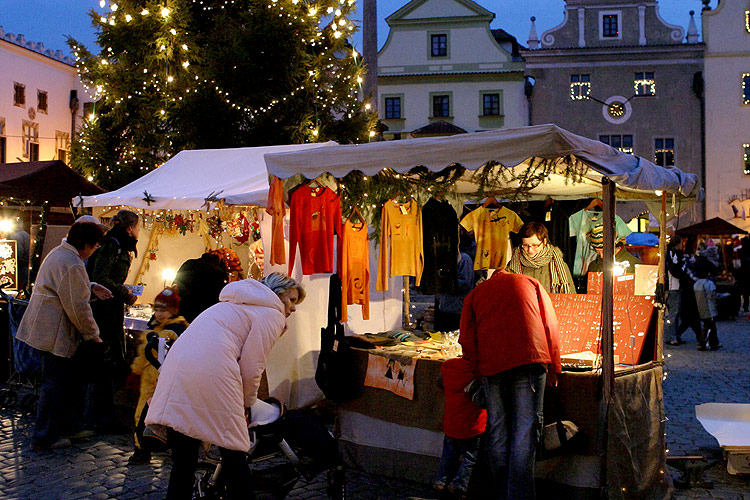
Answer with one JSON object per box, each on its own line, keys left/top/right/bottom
{"left": 1, "top": 317, "right": 749, "bottom": 499}
{"left": 663, "top": 317, "right": 750, "bottom": 499}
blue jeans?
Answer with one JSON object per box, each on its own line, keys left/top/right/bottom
{"left": 483, "top": 364, "right": 546, "bottom": 500}
{"left": 435, "top": 434, "right": 481, "bottom": 493}
{"left": 33, "top": 350, "right": 86, "bottom": 447}
{"left": 664, "top": 290, "right": 682, "bottom": 342}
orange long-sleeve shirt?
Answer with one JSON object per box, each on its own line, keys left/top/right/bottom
{"left": 341, "top": 220, "right": 369, "bottom": 322}
{"left": 288, "top": 185, "right": 341, "bottom": 275}
{"left": 376, "top": 199, "right": 423, "bottom": 291}
{"left": 265, "top": 177, "right": 286, "bottom": 266}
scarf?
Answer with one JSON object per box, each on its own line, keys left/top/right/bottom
{"left": 507, "top": 243, "right": 572, "bottom": 294}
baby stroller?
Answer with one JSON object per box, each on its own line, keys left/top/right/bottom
{"left": 0, "top": 285, "right": 40, "bottom": 411}
{"left": 193, "top": 398, "right": 346, "bottom": 500}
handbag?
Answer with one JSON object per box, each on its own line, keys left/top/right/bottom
{"left": 541, "top": 385, "right": 580, "bottom": 455}
{"left": 315, "top": 274, "right": 362, "bottom": 402}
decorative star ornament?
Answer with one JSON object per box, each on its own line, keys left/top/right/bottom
{"left": 142, "top": 190, "right": 156, "bottom": 206}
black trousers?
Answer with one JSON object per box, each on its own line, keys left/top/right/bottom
{"left": 166, "top": 429, "right": 254, "bottom": 500}
{"left": 698, "top": 317, "right": 720, "bottom": 349}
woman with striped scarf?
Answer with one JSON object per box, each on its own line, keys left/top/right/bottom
{"left": 507, "top": 222, "right": 576, "bottom": 294}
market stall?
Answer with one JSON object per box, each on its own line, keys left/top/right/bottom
{"left": 262, "top": 123, "right": 698, "bottom": 500}
{"left": 76, "top": 142, "right": 404, "bottom": 408}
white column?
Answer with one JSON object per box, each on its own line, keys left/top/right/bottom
{"left": 638, "top": 5, "right": 647, "bottom": 46}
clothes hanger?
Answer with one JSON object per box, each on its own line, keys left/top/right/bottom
{"left": 585, "top": 197, "right": 603, "bottom": 211}
{"left": 345, "top": 206, "right": 365, "bottom": 225}
{"left": 482, "top": 196, "right": 501, "bottom": 208}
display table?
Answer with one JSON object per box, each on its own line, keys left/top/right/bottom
{"left": 339, "top": 348, "right": 670, "bottom": 500}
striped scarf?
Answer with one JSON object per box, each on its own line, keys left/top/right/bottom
{"left": 507, "top": 243, "right": 572, "bottom": 294}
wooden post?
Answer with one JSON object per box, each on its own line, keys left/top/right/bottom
{"left": 403, "top": 275, "right": 410, "bottom": 328}
{"left": 597, "top": 177, "right": 616, "bottom": 496}
{"left": 133, "top": 228, "right": 160, "bottom": 286}
{"left": 656, "top": 192, "right": 667, "bottom": 359}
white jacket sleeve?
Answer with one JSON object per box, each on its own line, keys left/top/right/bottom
{"left": 238, "top": 320, "right": 279, "bottom": 408}
{"left": 59, "top": 265, "right": 100, "bottom": 341}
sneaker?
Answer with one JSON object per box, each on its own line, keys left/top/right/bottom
{"left": 63, "top": 429, "right": 95, "bottom": 440}
{"left": 32, "top": 438, "right": 72, "bottom": 450}
{"left": 433, "top": 481, "right": 446, "bottom": 493}
{"left": 128, "top": 448, "right": 152, "bottom": 464}
{"left": 710, "top": 344, "right": 723, "bottom": 350}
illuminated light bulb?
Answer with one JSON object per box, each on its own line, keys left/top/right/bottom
{"left": 141, "top": 8, "right": 149, "bottom": 15}
{"left": 364, "top": 103, "right": 371, "bottom": 110}
{"left": 100, "top": 16, "right": 107, "bottom": 22}
{"left": 333, "top": 31, "right": 342, "bottom": 38}
{"left": 170, "top": 28, "right": 177, "bottom": 35}
{"left": 655, "top": 190, "right": 663, "bottom": 196}
{"left": 312, "top": 129, "right": 319, "bottom": 136}
{"left": 335, "top": 8, "right": 342, "bottom": 15}
{"left": 181, "top": 44, "right": 188, "bottom": 50}
{"left": 369, "top": 131, "right": 376, "bottom": 137}
{"left": 87, "top": 175, "right": 94, "bottom": 181}
{"left": 161, "top": 7, "right": 170, "bottom": 17}
{"left": 326, "top": 6, "right": 333, "bottom": 13}
{"left": 160, "top": 109, "right": 166, "bottom": 115}
{"left": 308, "top": 7, "right": 317, "bottom": 15}
{"left": 88, "top": 113, "right": 96, "bottom": 120}
{"left": 167, "top": 76, "right": 174, "bottom": 82}
{"left": 99, "top": 0, "right": 105, "bottom": 7}
{"left": 101, "top": 59, "right": 109, "bottom": 65}
{"left": 338, "top": 19, "right": 345, "bottom": 26}
{"left": 109, "top": 17, "right": 115, "bottom": 25}
{"left": 162, "top": 268, "right": 177, "bottom": 282}
{"left": 182, "top": 61, "right": 190, "bottom": 68}
{"left": 352, "top": 49, "right": 358, "bottom": 58}
{"left": 356, "top": 76, "right": 363, "bottom": 83}
{"left": 125, "top": 14, "right": 132, "bottom": 21}
{"left": 110, "top": 3, "right": 118, "bottom": 11}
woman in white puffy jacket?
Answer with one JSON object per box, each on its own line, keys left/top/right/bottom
{"left": 145, "top": 272, "right": 305, "bottom": 499}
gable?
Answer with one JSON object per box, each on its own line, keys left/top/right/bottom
{"left": 387, "top": 0, "right": 494, "bottom": 24}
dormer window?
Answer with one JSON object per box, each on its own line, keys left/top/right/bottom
{"left": 599, "top": 11, "right": 622, "bottom": 40}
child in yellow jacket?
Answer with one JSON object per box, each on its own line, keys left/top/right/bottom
{"left": 129, "top": 286, "right": 189, "bottom": 464}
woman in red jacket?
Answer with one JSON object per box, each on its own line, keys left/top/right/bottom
{"left": 434, "top": 356, "right": 487, "bottom": 499}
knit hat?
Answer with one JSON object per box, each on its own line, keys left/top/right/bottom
{"left": 154, "top": 286, "right": 180, "bottom": 315}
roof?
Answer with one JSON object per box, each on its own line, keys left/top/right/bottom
{"left": 491, "top": 28, "right": 524, "bottom": 58}
{"left": 411, "top": 121, "right": 467, "bottom": 136}
{"left": 0, "top": 160, "right": 104, "bottom": 206}
{"left": 77, "top": 143, "right": 336, "bottom": 210}
{"left": 264, "top": 123, "right": 699, "bottom": 199}
{"left": 675, "top": 217, "right": 748, "bottom": 237}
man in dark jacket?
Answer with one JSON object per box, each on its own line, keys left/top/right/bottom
{"left": 173, "top": 253, "right": 228, "bottom": 322}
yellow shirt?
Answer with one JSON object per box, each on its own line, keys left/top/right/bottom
{"left": 460, "top": 206, "right": 523, "bottom": 270}
{"left": 376, "top": 199, "right": 423, "bottom": 291}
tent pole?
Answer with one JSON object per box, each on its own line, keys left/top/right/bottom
{"left": 656, "top": 193, "right": 667, "bottom": 360}
{"left": 403, "top": 275, "right": 410, "bottom": 328}
{"left": 598, "top": 177, "right": 615, "bottom": 497}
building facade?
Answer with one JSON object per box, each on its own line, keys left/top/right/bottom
{"left": 521, "top": 0, "right": 704, "bottom": 221}
{"left": 377, "top": 0, "right": 527, "bottom": 139}
{"left": 0, "top": 27, "right": 89, "bottom": 165}
{"left": 703, "top": 1, "right": 750, "bottom": 227}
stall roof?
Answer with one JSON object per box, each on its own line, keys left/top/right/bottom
{"left": 264, "top": 123, "right": 699, "bottom": 199}
{"left": 0, "top": 160, "right": 105, "bottom": 206}
{"left": 675, "top": 217, "right": 748, "bottom": 237}
{"left": 77, "top": 142, "right": 336, "bottom": 210}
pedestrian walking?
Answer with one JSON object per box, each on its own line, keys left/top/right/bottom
{"left": 665, "top": 236, "right": 687, "bottom": 345}
{"left": 458, "top": 270, "right": 561, "bottom": 500}
{"left": 693, "top": 262, "right": 729, "bottom": 351}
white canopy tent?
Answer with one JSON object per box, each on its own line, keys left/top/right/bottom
{"left": 77, "top": 142, "right": 336, "bottom": 210}
{"left": 264, "top": 123, "right": 698, "bottom": 198}
{"left": 263, "top": 123, "right": 697, "bottom": 500}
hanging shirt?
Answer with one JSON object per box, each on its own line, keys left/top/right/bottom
{"left": 265, "top": 177, "right": 286, "bottom": 266}
{"left": 341, "top": 220, "right": 370, "bottom": 322}
{"left": 288, "top": 185, "right": 341, "bottom": 275}
{"left": 376, "top": 199, "right": 424, "bottom": 291}
{"left": 420, "top": 198, "right": 459, "bottom": 294}
{"left": 459, "top": 206, "right": 523, "bottom": 270}
{"left": 568, "top": 209, "right": 631, "bottom": 276}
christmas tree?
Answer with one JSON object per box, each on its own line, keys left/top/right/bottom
{"left": 69, "top": 0, "right": 376, "bottom": 189}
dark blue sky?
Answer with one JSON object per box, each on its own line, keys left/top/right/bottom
{"left": 0, "top": 0, "right": 709, "bottom": 56}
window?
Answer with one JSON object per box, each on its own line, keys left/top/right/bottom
{"left": 482, "top": 93, "right": 500, "bottom": 116}
{"left": 635, "top": 72, "right": 655, "bottom": 96}
{"left": 384, "top": 97, "right": 401, "bottom": 119}
{"left": 602, "top": 14, "right": 619, "bottom": 38}
{"left": 431, "top": 34, "right": 447, "bottom": 57}
{"left": 0, "top": 118, "right": 5, "bottom": 164}
{"left": 744, "top": 144, "right": 750, "bottom": 175}
{"left": 654, "top": 138, "right": 675, "bottom": 167}
{"left": 37, "top": 90, "right": 48, "bottom": 114}
{"left": 600, "top": 134, "right": 633, "bottom": 154}
{"left": 743, "top": 74, "right": 750, "bottom": 105}
{"left": 570, "top": 74, "right": 591, "bottom": 100}
{"left": 22, "top": 121, "right": 39, "bottom": 161}
{"left": 432, "top": 95, "right": 450, "bottom": 118}
{"left": 56, "top": 131, "right": 70, "bottom": 163}
{"left": 13, "top": 82, "right": 25, "bottom": 107}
